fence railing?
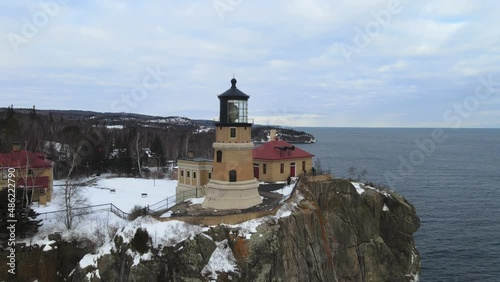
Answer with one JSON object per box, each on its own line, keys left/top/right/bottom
{"left": 37, "top": 203, "right": 132, "bottom": 220}
{"left": 147, "top": 189, "right": 199, "bottom": 213}
{"left": 37, "top": 188, "right": 204, "bottom": 221}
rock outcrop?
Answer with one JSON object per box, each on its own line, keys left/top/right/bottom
{"left": 59, "top": 176, "right": 422, "bottom": 281}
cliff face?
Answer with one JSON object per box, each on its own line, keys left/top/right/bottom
{"left": 70, "top": 176, "right": 420, "bottom": 282}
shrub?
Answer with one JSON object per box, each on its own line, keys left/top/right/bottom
{"left": 130, "top": 228, "right": 150, "bottom": 254}
{"left": 129, "top": 205, "right": 146, "bottom": 220}
{"left": 114, "top": 234, "right": 124, "bottom": 250}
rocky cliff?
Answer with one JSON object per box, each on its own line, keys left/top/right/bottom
{"left": 69, "top": 176, "right": 420, "bottom": 282}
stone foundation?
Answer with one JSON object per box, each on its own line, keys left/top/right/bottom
{"left": 202, "top": 179, "right": 262, "bottom": 209}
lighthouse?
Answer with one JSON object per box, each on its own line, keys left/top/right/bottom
{"left": 202, "top": 78, "right": 262, "bottom": 209}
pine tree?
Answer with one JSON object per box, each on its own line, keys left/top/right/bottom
{"left": 151, "top": 135, "right": 165, "bottom": 166}
{"left": 29, "top": 105, "right": 37, "bottom": 120}
{"left": 0, "top": 189, "right": 42, "bottom": 244}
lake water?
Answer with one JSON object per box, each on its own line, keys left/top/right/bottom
{"left": 294, "top": 127, "right": 500, "bottom": 282}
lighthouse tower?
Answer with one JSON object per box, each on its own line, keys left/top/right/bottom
{"left": 202, "top": 78, "right": 262, "bottom": 209}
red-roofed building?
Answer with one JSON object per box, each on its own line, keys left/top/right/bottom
{"left": 0, "top": 142, "right": 54, "bottom": 204}
{"left": 252, "top": 130, "right": 314, "bottom": 182}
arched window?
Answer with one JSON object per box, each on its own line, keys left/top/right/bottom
{"left": 229, "top": 170, "right": 237, "bottom": 182}
{"left": 216, "top": 150, "right": 222, "bottom": 162}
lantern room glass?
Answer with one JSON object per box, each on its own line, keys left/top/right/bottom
{"left": 227, "top": 100, "right": 248, "bottom": 123}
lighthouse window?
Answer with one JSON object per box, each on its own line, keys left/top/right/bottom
{"left": 229, "top": 170, "right": 237, "bottom": 182}
{"left": 228, "top": 100, "right": 248, "bottom": 123}
{"left": 228, "top": 101, "right": 239, "bottom": 123}
{"left": 216, "top": 150, "right": 222, "bottom": 162}
{"left": 230, "top": 128, "right": 236, "bottom": 138}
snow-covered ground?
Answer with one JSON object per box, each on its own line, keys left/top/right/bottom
{"left": 351, "top": 181, "right": 392, "bottom": 198}
{"left": 28, "top": 175, "right": 302, "bottom": 280}
{"left": 35, "top": 175, "right": 178, "bottom": 214}
{"left": 25, "top": 175, "right": 178, "bottom": 248}
{"left": 201, "top": 239, "right": 239, "bottom": 280}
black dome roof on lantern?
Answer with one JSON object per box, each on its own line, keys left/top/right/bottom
{"left": 218, "top": 78, "right": 249, "bottom": 100}
{"left": 216, "top": 78, "right": 252, "bottom": 126}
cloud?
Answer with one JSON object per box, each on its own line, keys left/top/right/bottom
{"left": 0, "top": 0, "right": 498, "bottom": 127}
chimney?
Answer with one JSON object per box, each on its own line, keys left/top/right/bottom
{"left": 12, "top": 142, "right": 21, "bottom": 152}
{"left": 187, "top": 150, "right": 194, "bottom": 158}
{"left": 270, "top": 129, "right": 278, "bottom": 141}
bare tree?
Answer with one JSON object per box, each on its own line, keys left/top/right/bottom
{"left": 61, "top": 145, "right": 90, "bottom": 229}
{"left": 314, "top": 157, "right": 323, "bottom": 173}
{"left": 347, "top": 166, "right": 368, "bottom": 181}
{"left": 12, "top": 142, "right": 46, "bottom": 209}
{"left": 182, "top": 133, "right": 190, "bottom": 158}
{"left": 129, "top": 132, "right": 143, "bottom": 177}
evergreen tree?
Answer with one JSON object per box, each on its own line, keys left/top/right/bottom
{"left": 0, "top": 106, "right": 21, "bottom": 152}
{"left": 29, "top": 105, "right": 37, "bottom": 120}
{"left": 0, "top": 189, "right": 42, "bottom": 244}
{"left": 151, "top": 135, "right": 165, "bottom": 166}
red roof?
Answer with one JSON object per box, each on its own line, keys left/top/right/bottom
{"left": 253, "top": 140, "right": 314, "bottom": 161}
{"left": 17, "top": 176, "right": 50, "bottom": 189}
{"left": 0, "top": 150, "right": 53, "bottom": 168}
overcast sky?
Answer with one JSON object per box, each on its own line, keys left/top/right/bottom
{"left": 1, "top": 0, "right": 499, "bottom": 127}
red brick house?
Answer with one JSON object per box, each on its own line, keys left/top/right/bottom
{"left": 252, "top": 130, "right": 314, "bottom": 182}
{"left": 0, "top": 143, "right": 54, "bottom": 204}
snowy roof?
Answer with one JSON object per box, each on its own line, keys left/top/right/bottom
{"left": 178, "top": 157, "right": 213, "bottom": 163}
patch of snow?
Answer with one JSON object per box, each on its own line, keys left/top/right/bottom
{"left": 185, "top": 197, "right": 205, "bottom": 205}
{"left": 352, "top": 182, "right": 391, "bottom": 197}
{"left": 160, "top": 211, "right": 172, "bottom": 218}
{"left": 364, "top": 184, "right": 391, "bottom": 197}
{"left": 79, "top": 242, "right": 113, "bottom": 269}
{"left": 85, "top": 269, "right": 101, "bottom": 280}
{"left": 351, "top": 182, "right": 365, "bottom": 195}
{"left": 279, "top": 183, "right": 295, "bottom": 199}
{"left": 25, "top": 209, "right": 127, "bottom": 250}
{"left": 201, "top": 239, "right": 239, "bottom": 280}
{"left": 106, "top": 125, "right": 124, "bottom": 129}
{"left": 225, "top": 193, "right": 304, "bottom": 239}
{"left": 276, "top": 209, "right": 292, "bottom": 218}
{"left": 271, "top": 181, "right": 297, "bottom": 204}
{"left": 116, "top": 216, "right": 208, "bottom": 248}
{"left": 42, "top": 244, "right": 53, "bottom": 252}
{"left": 129, "top": 250, "right": 153, "bottom": 267}
{"left": 33, "top": 238, "right": 56, "bottom": 247}
{"left": 201, "top": 233, "right": 213, "bottom": 241}
{"left": 383, "top": 204, "right": 389, "bottom": 212}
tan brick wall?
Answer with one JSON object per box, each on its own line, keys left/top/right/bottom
{"left": 177, "top": 160, "right": 211, "bottom": 188}
{"left": 0, "top": 166, "right": 53, "bottom": 202}
{"left": 254, "top": 157, "right": 312, "bottom": 182}
{"left": 215, "top": 126, "right": 251, "bottom": 143}
{"left": 212, "top": 148, "right": 254, "bottom": 182}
